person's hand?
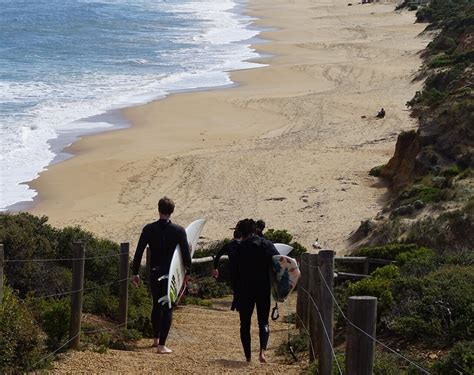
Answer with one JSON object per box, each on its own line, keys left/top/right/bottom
{"left": 184, "top": 274, "right": 191, "bottom": 285}
{"left": 212, "top": 268, "right": 219, "bottom": 279}
{"left": 132, "top": 275, "right": 140, "bottom": 287}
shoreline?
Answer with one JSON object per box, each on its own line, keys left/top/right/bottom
{"left": 27, "top": 0, "right": 430, "bottom": 252}
{"left": 2, "top": 0, "right": 263, "bottom": 212}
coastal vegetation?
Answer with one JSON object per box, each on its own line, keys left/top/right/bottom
{"left": 344, "top": 0, "right": 474, "bottom": 372}
{"left": 0, "top": 212, "right": 152, "bottom": 371}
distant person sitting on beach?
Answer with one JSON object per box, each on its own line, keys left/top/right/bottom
{"left": 256, "top": 219, "right": 266, "bottom": 238}
{"left": 212, "top": 224, "right": 242, "bottom": 310}
{"left": 231, "top": 219, "right": 279, "bottom": 363}
{"left": 376, "top": 108, "right": 385, "bottom": 118}
{"left": 131, "top": 197, "right": 191, "bottom": 354}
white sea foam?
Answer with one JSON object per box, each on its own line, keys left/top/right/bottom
{"left": 0, "top": 0, "right": 266, "bottom": 211}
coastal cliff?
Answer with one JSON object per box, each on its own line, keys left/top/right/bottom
{"left": 354, "top": 0, "right": 474, "bottom": 252}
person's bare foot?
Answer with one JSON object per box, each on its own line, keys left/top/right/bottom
{"left": 259, "top": 351, "right": 267, "bottom": 363}
{"left": 151, "top": 339, "right": 159, "bottom": 347}
{"left": 245, "top": 357, "right": 251, "bottom": 363}
{"left": 157, "top": 345, "right": 173, "bottom": 354}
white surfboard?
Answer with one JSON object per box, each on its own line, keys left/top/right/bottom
{"left": 159, "top": 219, "right": 206, "bottom": 308}
{"left": 274, "top": 243, "right": 293, "bottom": 256}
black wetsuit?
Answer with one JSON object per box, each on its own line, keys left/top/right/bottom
{"left": 233, "top": 235, "right": 279, "bottom": 360}
{"left": 213, "top": 239, "right": 240, "bottom": 285}
{"left": 214, "top": 239, "right": 240, "bottom": 310}
{"left": 256, "top": 230, "right": 267, "bottom": 239}
{"left": 132, "top": 219, "right": 191, "bottom": 345}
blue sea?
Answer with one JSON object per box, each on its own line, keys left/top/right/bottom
{"left": 0, "top": 0, "right": 263, "bottom": 210}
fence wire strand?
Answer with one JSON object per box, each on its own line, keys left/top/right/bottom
{"left": 4, "top": 252, "right": 122, "bottom": 263}
{"left": 28, "top": 333, "right": 80, "bottom": 371}
{"left": 30, "top": 277, "right": 133, "bottom": 300}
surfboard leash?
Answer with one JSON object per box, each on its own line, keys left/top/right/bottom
{"left": 285, "top": 299, "right": 298, "bottom": 362}
{"left": 271, "top": 302, "right": 280, "bottom": 321}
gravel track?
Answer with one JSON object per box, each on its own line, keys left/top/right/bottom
{"left": 52, "top": 297, "right": 305, "bottom": 374}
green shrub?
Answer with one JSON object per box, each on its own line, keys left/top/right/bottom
{"left": 265, "top": 229, "right": 293, "bottom": 244}
{"left": 38, "top": 298, "right": 70, "bottom": 350}
{"left": 181, "top": 296, "right": 212, "bottom": 307}
{"left": 127, "top": 283, "right": 153, "bottom": 337}
{"left": 83, "top": 287, "right": 119, "bottom": 319}
{"left": 395, "top": 247, "right": 435, "bottom": 267}
{"left": 354, "top": 244, "right": 420, "bottom": 260}
{"left": 188, "top": 277, "right": 231, "bottom": 299}
{"left": 399, "top": 185, "right": 445, "bottom": 205}
{"left": 374, "top": 351, "right": 403, "bottom": 374}
{"left": 348, "top": 278, "right": 394, "bottom": 316}
{"left": 371, "top": 265, "right": 400, "bottom": 280}
{"left": 391, "top": 266, "right": 474, "bottom": 344}
{"left": 290, "top": 241, "right": 308, "bottom": 256}
{"left": 0, "top": 286, "right": 48, "bottom": 372}
{"left": 433, "top": 341, "right": 474, "bottom": 374}
{"left": 370, "top": 165, "right": 386, "bottom": 177}
{"left": 265, "top": 229, "right": 308, "bottom": 256}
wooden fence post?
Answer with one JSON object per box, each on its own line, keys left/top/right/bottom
{"left": 119, "top": 243, "right": 130, "bottom": 327}
{"left": 308, "top": 253, "right": 319, "bottom": 362}
{"left": 318, "top": 250, "right": 335, "bottom": 375}
{"left": 69, "top": 242, "right": 85, "bottom": 349}
{"left": 0, "top": 244, "right": 4, "bottom": 305}
{"left": 296, "top": 253, "right": 309, "bottom": 329}
{"left": 346, "top": 296, "right": 377, "bottom": 375}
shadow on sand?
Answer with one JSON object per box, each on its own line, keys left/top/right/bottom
{"left": 212, "top": 359, "right": 250, "bottom": 368}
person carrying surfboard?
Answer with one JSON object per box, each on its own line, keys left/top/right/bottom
{"left": 212, "top": 224, "right": 242, "bottom": 310}
{"left": 131, "top": 197, "right": 191, "bottom": 354}
{"left": 232, "top": 218, "right": 279, "bottom": 363}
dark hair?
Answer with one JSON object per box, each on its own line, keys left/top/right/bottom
{"left": 236, "top": 219, "right": 256, "bottom": 237}
{"left": 256, "top": 220, "right": 265, "bottom": 231}
{"left": 233, "top": 230, "right": 242, "bottom": 239}
{"left": 158, "top": 197, "right": 175, "bottom": 215}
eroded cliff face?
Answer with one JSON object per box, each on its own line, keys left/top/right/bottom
{"left": 381, "top": 97, "right": 473, "bottom": 192}
{"left": 381, "top": 130, "right": 421, "bottom": 191}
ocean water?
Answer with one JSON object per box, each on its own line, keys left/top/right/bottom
{"left": 0, "top": 0, "right": 264, "bottom": 210}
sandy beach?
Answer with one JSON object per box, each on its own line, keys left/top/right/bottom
{"left": 28, "top": 0, "right": 429, "bottom": 253}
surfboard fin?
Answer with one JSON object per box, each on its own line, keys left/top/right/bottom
{"left": 158, "top": 296, "right": 169, "bottom": 305}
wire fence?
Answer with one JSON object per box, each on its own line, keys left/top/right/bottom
{"left": 299, "top": 256, "right": 432, "bottom": 374}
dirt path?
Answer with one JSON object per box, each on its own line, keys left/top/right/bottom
{"left": 52, "top": 296, "right": 305, "bottom": 374}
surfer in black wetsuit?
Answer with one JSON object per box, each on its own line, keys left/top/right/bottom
{"left": 212, "top": 229, "right": 241, "bottom": 279}
{"left": 212, "top": 225, "right": 242, "bottom": 310}
{"left": 256, "top": 219, "right": 266, "bottom": 238}
{"left": 131, "top": 197, "right": 191, "bottom": 354}
{"left": 232, "top": 219, "right": 279, "bottom": 363}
